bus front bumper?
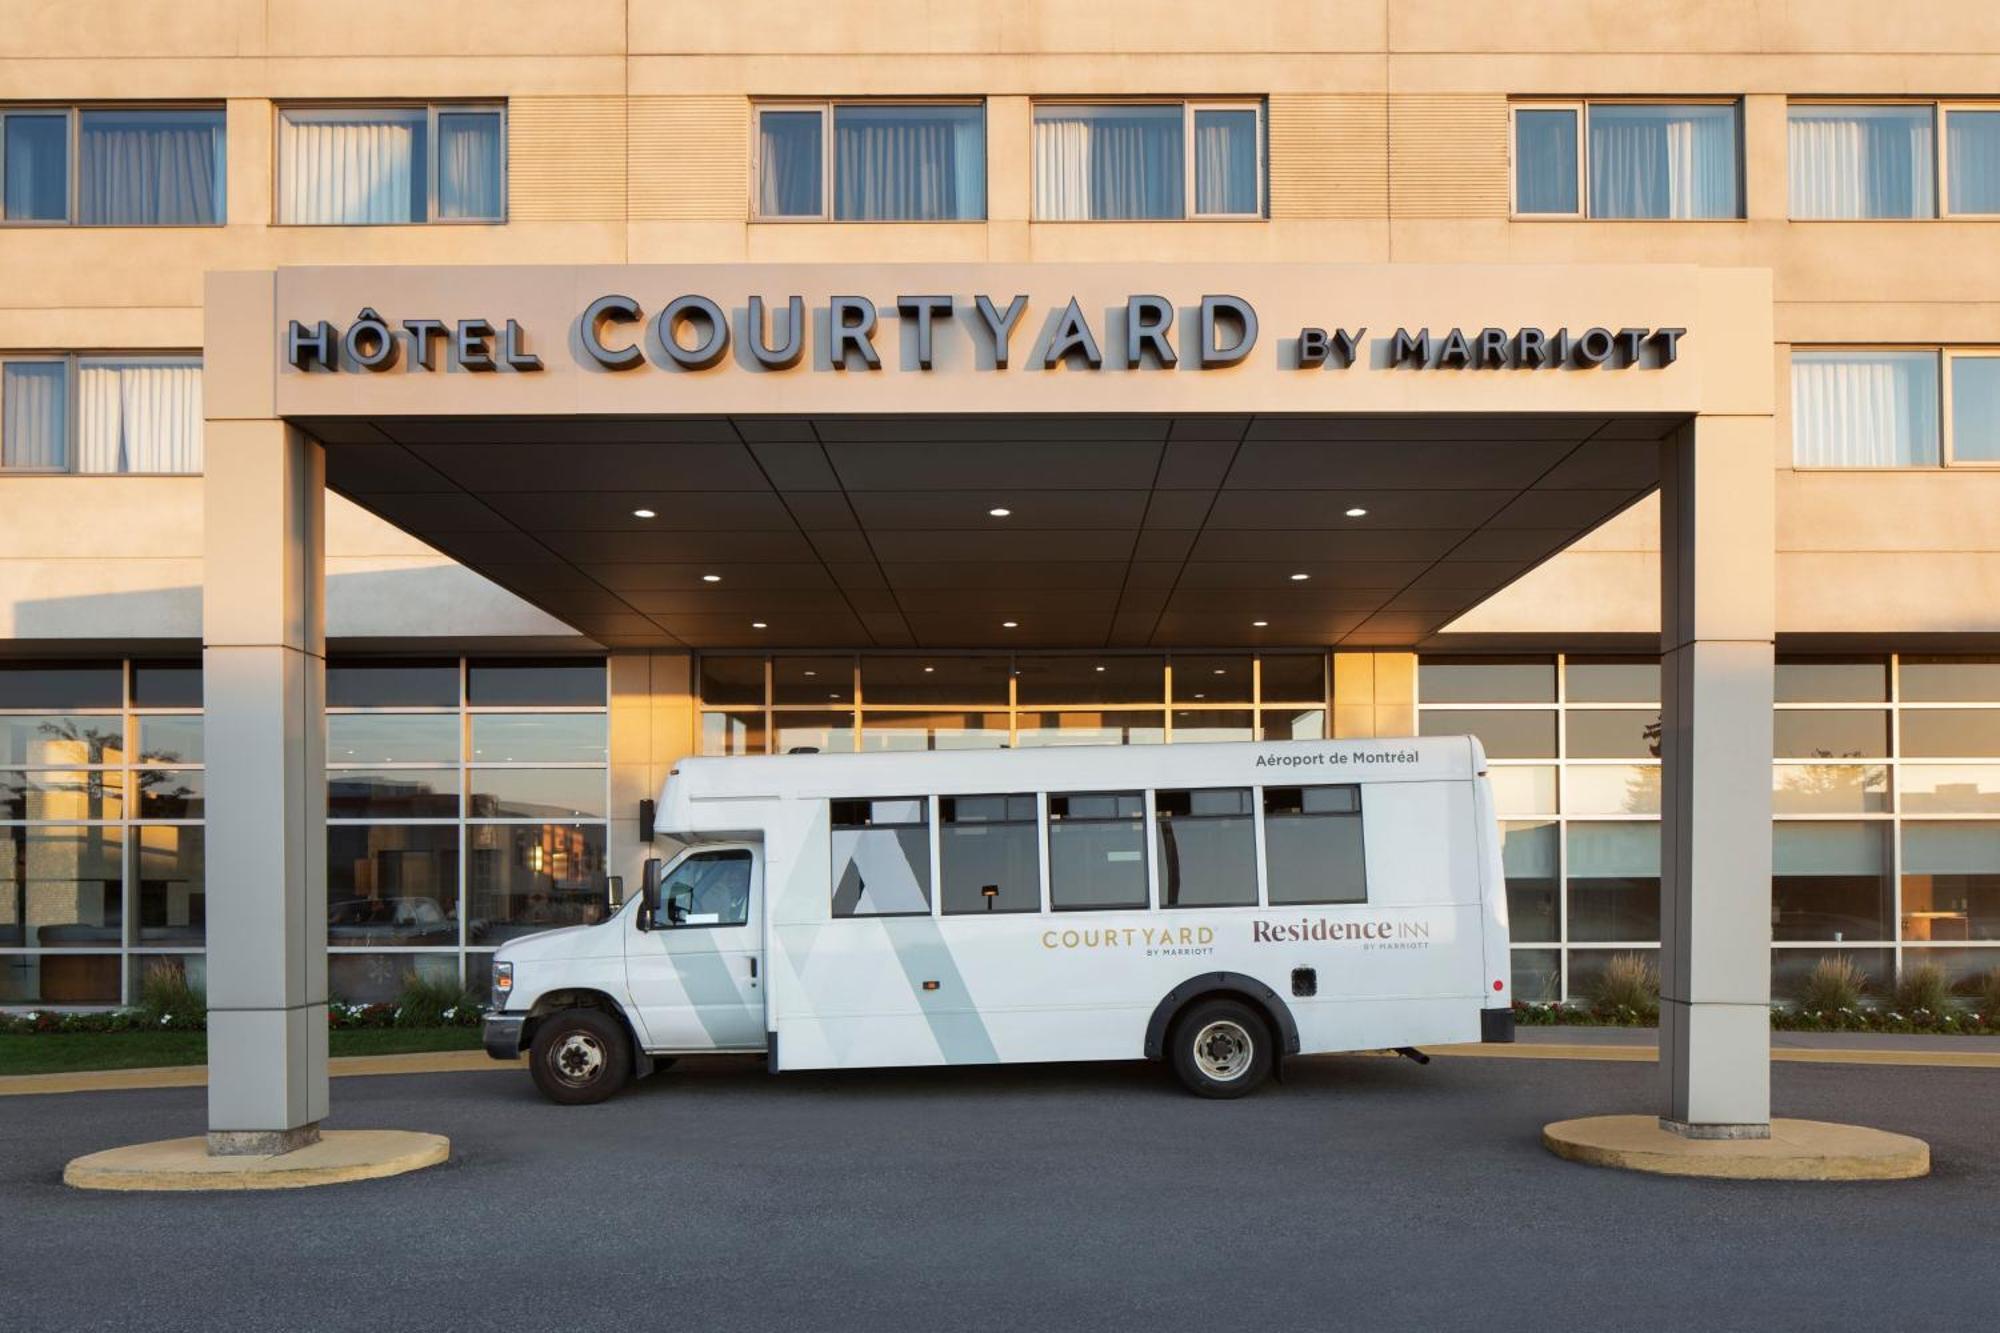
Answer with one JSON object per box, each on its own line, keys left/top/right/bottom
{"left": 483, "top": 1013, "right": 528, "bottom": 1060}
{"left": 1481, "top": 1008, "right": 1515, "bottom": 1044}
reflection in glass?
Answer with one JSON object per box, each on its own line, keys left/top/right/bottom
{"left": 328, "top": 713, "right": 459, "bottom": 764}
{"left": 1566, "top": 948, "right": 1661, "bottom": 1001}
{"left": 1049, "top": 792, "right": 1148, "bottom": 910}
{"left": 1488, "top": 765, "right": 1557, "bottom": 817}
{"left": 469, "top": 768, "right": 606, "bottom": 820}
{"left": 1771, "top": 948, "right": 1892, "bottom": 1003}
{"left": 1773, "top": 709, "right": 1889, "bottom": 758}
{"left": 1566, "top": 822, "right": 1660, "bottom": 943}
{"left": 1773, "top": 822, "right": 1892, "bottom": 941}
{"left": 1901, "top": 823, "right": 2000, "bottom": 941}
{"left": 135, "top": 825, "right": 204, "bottom": 944}
{"left": 1900, "top": 764, "right": 2000, "bottom": 814}
{"left": 1419, "top": 709, "right": 1555, "bottom": 759}
{"left": 1017, "top": 711, "right": 1164, "bottom": 747}
{"left": 861, "top": 656, "right": 1010, "bottom": 707}
{"left": 130, "top": 662, "right": 201, "bottom": 707}
{"left": 0, "top": 824, "right": 122, "bottom": 946}
{"left": 1016, "top": 656, "right": 1164, "bottom": 706}
{"left": 1950, "top": 356, "right": 2000, "bottom": 462}
{"left": 326, "top": 659, "right": 458, "bottom": 708}
{"left": 701, "top": 710, "right": 768, "bottom": 756}
{"left": 830, "top": 798, "right": 931, "bottom": 917}
{"left": 859, "top": 712, "right": 1009, "bottom": 751}
{"left": 1903, "top": 946, "right": 2000, "bottom": 994}
{"left": 0, "top": 954, "right": 120, "bottom": 1004}
{"left": 772, "top": 657, "right": 854, "bottom": 705}
{"left": 1503, "top": 821, "right": 1559, "bottom": 943}
{"left": 1418, "top": 657, "right": 1554, "bottom": 704}
{"left": 328, "top": 951, "right": 459, "bottom": 1006}
{"left": 0, "top": 715, "right": 124, "bottom": 766}
{"left": 130, "top": 952, "right": 206, "bottom": 1002}
{"left": 0, "top": 768, "right": 123, "bottom": 820}
{"left": 697, "top": 656, "right": 765, "bottom": 707}
{"left": 136, "top": 714, "right": 203, "bottom": 765}
{"left": 1510, "top": 947, "right": 1562, "bottom": 1003}
{"left": 1514, "top": 108, "right": 1578, "bottom": 213}
{"left": 329, "top": 769, "right": 459, "bottom": 819}
{"left": 1155, "top": 788, "right": 1256, "bottom": 908}
{"left": 3, "top": 112, "right": 68, "bottom": 221}
{"left": 941, "top": 795, "right": 1039, "bottom": 914}
{"left": 1564, "top": 658, "right": 1658, "bottom": 703}
{"left": 470, "top": 713, "right": 607, "bottom": 763}
{"left": 327, "top": 824, "right": 460, "bottom": 946}
{"left": 1899, "top": 655, "right": 2000, "bottom": 702}
{"left": 1562, "top": 764, "right": 1661, "bottom": 816}
{"left": 467, "top": 659, "right": 605, "bottom": 707}
{"left": 1172, "top": 656, "right": 1252, "bottom": 705}
{"left": 0, "top": 666, "right": 122, "bottom": 709}
{"left": 774, "top": 711, "right": 854, "bottom": 755}
{"left": 1946, "top": 108, "right": 2000, "bottom": 214}
{"left": 1260, "top": 708, "right": 1326, "bottom": 742}
{"left": 135, "top": 768, "right": 202, "bottom": 819}
{"left": 758, "top": 109, "right": 824, "bottom": 217}
{"left": 1565, "top": 709, "right": 1661, "bottom": 759}
{"left": 1171, "top": 710, "right": 1253, "bottom": 744}
{"left": 1776, "top": 657, "right": 1887, "bottom": 703}
{"left": 1772, "top": 764, "right": 1889, "bottom": 814}
{"left": 1264, "top": 786, "right": 1366, "bottom": 905}
{"left": 661, "top": 849, "right": 751, "bottom": 927}
{"left": 468, "top": 822, "right": 608, "bottom": 944}
{"left": 1900, "top": 709, "right": 2000, "bottom": 758}
{"left": 1259, "top": 655, "right": 1327, "bottom": 703}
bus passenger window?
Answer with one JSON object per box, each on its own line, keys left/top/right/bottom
{"left": 1155, "top": 788, "right": 1257, "bottom": 908}
{"left": 830, "top": 797, "right": 932, "bottom": 917}
{"left": 941, "top": 794, "right": 1041, "bottom": 914}
{"left": 1263, "top": 786, "right": 1366, "bottom": 905}
{"left": 1048, "top": 791, "right": 1148, "bottom": 911}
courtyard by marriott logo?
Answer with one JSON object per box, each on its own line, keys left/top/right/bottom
{"left": 1042, "top": 925, "right": 1216, "bottom": 959}
{"left": 1252, "top": 917, "right": 1432, "bottom": 952}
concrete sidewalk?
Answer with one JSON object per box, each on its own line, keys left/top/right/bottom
{"left": 0, "top": 1050, "right": 524, "bottom": 1098}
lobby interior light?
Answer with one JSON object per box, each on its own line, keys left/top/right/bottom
{"left": 632, "top": 508, "right": 657, "bottom": 519}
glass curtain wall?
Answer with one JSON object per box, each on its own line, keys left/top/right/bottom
{"left": 1420, "top": 653, "right": 2000, "bottom": 1005}
{"left": 0, "top": 660, "right": 202, "bottom": 1006}
{"left": 696, "top": 653, "right": 1329, "bottom": 756}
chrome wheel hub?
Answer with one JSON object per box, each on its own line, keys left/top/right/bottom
{"left": 1192, "top": 1019, "right": 1254, "bottom": 1082}
{"left": 551, "top": 1031, "right": 606, "bottom": 1085}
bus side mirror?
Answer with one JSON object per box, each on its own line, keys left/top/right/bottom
{"left": 640, "top": 857, "right": 663, "bottom": 930}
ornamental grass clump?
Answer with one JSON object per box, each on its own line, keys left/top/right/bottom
{"left": 1893, "top": 963, "right": 1954, "bottom": 1022}
{"left": 134, "top": 960, "right": 207, "bottom": 1031}
{"left": 1981, "top": 968, "right": 2000, "bottom": 1024}
{"left": 1586, "top": 952, "right": 1660, "bottom": 1024}
{"left": 1796, "top": 954, "right": 1868, "bottom": 1019}
{"left": 392, "top": 971, "right": 486, "bottom": 1028}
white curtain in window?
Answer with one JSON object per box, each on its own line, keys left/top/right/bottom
{"left": 758, "top": 110, "right": 823, "bottom": 217}
{"left": 436, "top": 112, "right": 503, "bottom": 220}
{"left": 1791, "top": 351, "right": 1940, "bottom": 467}
{"left": 280, "top": 111, "right": 422, "bottom": 224}
{"left": 1193, "top": 109, "right": 1258, "bottom": 214}
{"left": 1589, "top": 104, "right": 1739, "bottom": 219}
{"left": 1, "top": 362, "right": 68, "bottom": 469}
{"left": 77, "top": 362, "right": 202, "bottom": 474}
{"left": 833, "top": 105, "right": 983, "bottom": 221}
{"left": 78, "top": 110, "right": 226, "bottom": 225}
{"left": 1947, "top": 109, "right": 2000, "bottom": 214}
{"left": 1788, "top": 106, "right": 1934, "bottom": 219}
{"left": 1034, "top": 106, "right": 1183, "bottom": 220}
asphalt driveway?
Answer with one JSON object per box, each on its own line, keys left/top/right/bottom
{"left": 3, "top": 1053, "right": 1991, "bottom": 1332}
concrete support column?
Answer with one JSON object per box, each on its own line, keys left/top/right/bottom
{"left": 1331, "top": 652, "right": 1416, "bottom": 738}
{"left": 202, "top": 419, "right": 328, "bottom": 1155}
{"left": 1658, "top": 416, "right": 1775, "bottom": 1136}
{"left": 609, "top": 651, "right": 697, "bottom": 889}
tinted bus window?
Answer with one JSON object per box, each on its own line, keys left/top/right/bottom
{"left": 940, "top": 794, "right": 1040, "bottom": 914}
{"left": 1264, "top": 786, "right": 1366, "bottom": 905}
{"left": 1048, "top": 792, "right": 1147, "bottom": 910}
{"left": 830, "top": 797, "right": 931, "bottom": 917}
{"left": 1155, "top": 788, "right": 1256, "bottom": 908}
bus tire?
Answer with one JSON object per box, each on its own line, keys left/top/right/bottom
{"left": 1170, "top": 998, "right": 1273, "bottom": 1098}
{"left": 529, "top": 1008, "right": 631, "bottom": 1105}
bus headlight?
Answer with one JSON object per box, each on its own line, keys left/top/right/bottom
{"left": 492, "top": 961, "right": 514, "bottom": 1008}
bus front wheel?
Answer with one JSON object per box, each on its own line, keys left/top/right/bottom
{"left": 1170, "top": 998, "right": 1273, "bottom": 1098}
{"left": 529, "top": 1008, "right": 632, "bottom": 1105}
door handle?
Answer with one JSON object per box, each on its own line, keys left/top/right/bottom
{"left": 749, "top": 956, "right": 758, "bottom": 979}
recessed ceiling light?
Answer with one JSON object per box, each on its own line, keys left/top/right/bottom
{"left": 828, "top": 693, "right": 839, "bottom": 700}
{"left": 922, "top": 666, "right": 935, "bottom": 673}
{"left": 1290, "top": 573, "right": 1310, "bottom": 582}
{"left": 701, "top": 574, "right": 721, "bottom": 583}
{"left": 989, "top": 507, "right": 1012, "bottom": 518}
{"left": 1194, "top": 693, "right": 1206, "bottom": 699}
{"left": 752, "top": 621, "right": 767, "bottom": 629}
{"left": 1252, "top": 620, "right": 1269, "bottom": 628}
{"left": 1002, "top": 621, "right": 1019, "bottom": 629}
{"left": 803, "top": 670, "right": 816, "bottom": 677}
{"left": 1345, "top": 506, "right": 1368, "bottom": 518}
{"left": 1095, "top": 665, "right": 1107, "bottom": 673}
{"left": 1213, "top": 668, "right": 1226, "bottom": 675}
{"left": 632, "top": 508, "right": 656, "bottom": 519}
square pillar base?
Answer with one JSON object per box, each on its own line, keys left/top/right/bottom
{"left": 1658, "top": 1118, "right": 1772, "bottom": 1142}
{"left": 208, "top": 1124, "right": 324, "bottom": 1157}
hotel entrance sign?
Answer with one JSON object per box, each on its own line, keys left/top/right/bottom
{"left": 285, "top": 294, "right": 1685, "bottom": 377}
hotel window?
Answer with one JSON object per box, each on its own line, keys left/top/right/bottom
{"left": 278, "top": 104, "right": 505, "bottom": 225}
{"left": 0, "top": 105, "right": 225, "bottom": 226}
{"left": 1033, "top": 101, "right": 1265, "bottom": 221}
{"left": 1791, "top": 348, "right": 2000, "bottom": 467}
{"left": 0, "top": 355, "right": 203, "bottom": 474}
{"left": 754, "top": 102, "right": 986, "bottom": 221}
{"left": 1789, "top": 102, "right": 2000, "bottom": 219}
{"left": 1512, "top": 100, "right": 1742, "bottom": 219}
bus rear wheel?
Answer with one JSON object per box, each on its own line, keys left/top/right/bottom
{"left": 529, "top": 1008, "right": 631, "bottom": 1105}
{"left": 1170, "top": 998, "right": 1273, "bottom": 1098}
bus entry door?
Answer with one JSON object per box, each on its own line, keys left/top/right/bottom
{"left": 627, "top": 847, "right": 765, "bottom": 1051}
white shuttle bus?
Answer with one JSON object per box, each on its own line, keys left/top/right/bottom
{"left": 483, "top": 736, "right": 1514, "bottom": 1104}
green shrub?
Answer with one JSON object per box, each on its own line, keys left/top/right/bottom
{"left": 134, "top": 959, "right": 207, "bottom": 1031}
{"left": 1893, "top": 963, "right": 1954, "bottom": 1019}
{"left": 1797, "top": 955, "right": 1868, "bottom": 1015}
{"left": 392, "top": 971, "right": 485, "bottom": 1028}
{"left": 1586, "top": 952, "right": 1660, "bottom": 1024}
